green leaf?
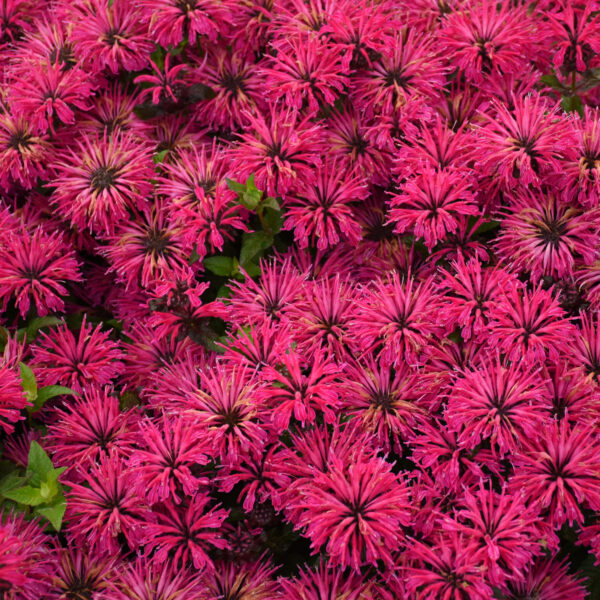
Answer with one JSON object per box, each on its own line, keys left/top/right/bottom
{"left": 0, "top": 473, "right": 25, "bottom": 494}
{"left": 216, "top": 284, "right": 232, "bottom": 298}
{"left": 39, "top": 478, "right": 58, "bottom": 502}
{"left": 17, "top": 316, "right": 62, "bottom": 343}
{"left": 227, "top": 175, "right": 263, "bottom": 210}
{"left": 153, "top": 149, "right": 169, "bottom": 164}
{"left": 150, "top": 45, "right": 166, "bottom": 71}
{"left": 261, "top": 196, "right": 280, "bottom": 212}
{"left": 35, "top": 498, "right": 66, "bottom": 531}
{"left": 4, "top": 485, "right": 44, "bottom": 506}
{"left": 262, "top": 206, "right": 284, "bottom": 235}
{"left": 473, "top": 219, "right": 500, "bottom": 235}
{"left": 226, "top": 178, "right": 246, "bottom": 194}
{"left": 242, "top": 261, "right": 262, "bottom": 278}
{"left": 561, "top": 94, "right": 584, "bottom": 116}
{"left": 31, "top": 385, "right": 77, "bottom": 413}
{"left": 19, "top": 363, "right": 37, "bottom": 403}
{"left": 204, "top": 256, "right": 236, "bottom": 277}
{"left": 189, "top": 246, "right": 202, "bottom": 265}
{"left": 240, "top": 231, "right": 273, "bottom": 266}
{"left": 27, "top": 442, "right": 54, "bottom": 485}
{"left": 540, "top": 74, "right": 564, "bottom": 90}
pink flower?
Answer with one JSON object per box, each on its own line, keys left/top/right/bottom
{"left": 283, "top": 161, "right": 366, "bottom": 251}
{"left": 287, "top": 275, "right": 358, "bottom": 360}
{"left": 350, "top": 29, "right": 445, "bottom": 117}
{"left": 0, "top": 111, "right": 50, "bottom": 189}
{"left": 279, "top": 561, "right": 370, "bottom": 600}
{"left": 134, "top": 54, "right": 188, "bottom": 106}
{"left": 143, "top": 495, "right": 228, "bottom": 571}
{"left": 188, "top": 365, "right": 267, "bottom": 466}
{"left": 407, "top": 534, "right": 491, "bottom": 600}
{"left": 488, "top": 284, "right": 576, "bottom": 365}
{"left": 66, "top": 454, "right": 149, "bottom": 554}
{"left": 439, "top": 0, "right": 537, "bottom": 83}
{"left": 443, "top": 482, "right": 542, "bottom": 587}
{"left": 341, "top": 357, "right": 425, "bottom": 453}
{"left": 102, "top": 202, "right": 193, "bottom": 291}
{"left": 110, "top": 557, "right": 201, "bottom": 600}
{"left": 202, "top": 560, "right": 278, "bottom": 600}
{"left": 51, "top": 132, "right": 154, "bottom": 236}
{"left": 495, "top": 189, "right": 598, "bottom": 279}
{"left": 260, "top": 349, "right": 340, "bottom": 431}
{"left": 46, "top": 387, "right": 136, "bottom": 473}
{"left": 0, "top": 225, "right": 81, "bottom": 318}
{"left": 476, "top": 93, "right": 573, "bottom": 190}
{"left": 219, "top": 444, "right": 289, "bottom": 511}
{"left": 446, "top": 354, "right": 550, "bottom": 455}
{"left": 502, "top": 557, "right": 587, "bottom": 600}
{"left": 326, "top": 104, "right": 392, "bottom": 184}
{"left": 31, "top": 317, "right": 124, "bottom": 393}
{"left": 0, "top": 513, "right": 52, "bottom": 600}
{"left": 0, "top": 365, "right": 29, "bottom": 435}
{"left": 564, "top": 108, "right": 600, "bottom": 207}
{"left": 511, "top": 419, "right": 600, "bottom": 527}
{"left": 296, "top": 456, "right": 411, "bottom": 571}
{"left": 196, "top": 45, "right": 266, "bottom": 129}
{"left": 8, "top": 60, "right": 94, "bottom": 133}
{"left": 438, "top": 256, "right": 519, "bottom": 340}
{"left": 68, "top": 0, "right": 153, "bottom": 74}
{"left": 228, "top": 107, "right": 324, "bottom": 198}
{"left": 353, "top": 273, "right": 443, "bottom": 367}
{"left": 262, "top": 34, "right": 348, "bottom": 116}
{"left": 547, "top": 1, "right": 600, "bottom": 73}
{"left": 389, "top": 169, "right": 479, "bottom": 249}
{"left": 130, "top": 415, "right": 209, "bottom": 505}
{"left": 228, "top": 259, "right": 305, "bottom": 326}
{"left": 53, "top": 543, "right": 117, "bottom": 599}
{"left": 139, "top": 0, "right": 226, "bottom": 47}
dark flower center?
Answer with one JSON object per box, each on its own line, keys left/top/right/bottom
{"left": 90, "top": 166, "right": 119, "bottom": 191}
{"left": 65, "top": 575, "right": 97, "bottom": 600}
{"left": 536, "top": 219, "right": 566, "bottom": 248}
{"left": 143, "top": 229, "right": 171, "bottom": 255}
{"left": 177, "top": 0, "right": 197, "bottom": 12}
{"left": 49, "top": 45, "right": 76, "bottom": 69}
{"left": 385, "top": 68, "right": 412, "bottom": 89}
{"left": 220, "top": 72, "right": 246, "bottom": 95}
{"left": 8, "top": 131, "right": 32, "bottom": 151}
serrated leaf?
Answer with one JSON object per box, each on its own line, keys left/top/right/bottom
{"left": 204, "top": 256, "right": 236, "bottom": 277}
{"left": 4, "top": 485, "right": 44, "bottom": 506}
{"left": 19, "top": 363, "right": 37, "bottom": 403}
{"left": 261, "top": 196, "right": 280, "bottom": 212}
{"left": 27, "top": 442, "right": 54, "bottom": 485}
{"left": 240, "top": 231, "right": 273, "bottom": 266}
{"left": 35, "top": 498, "right": 66, "bottom": 531}
{"left": 31, "top": 385, "right": 77, "bottom": 413}
{"left": 226, "top": 178, "right": 246, "bottom": 194}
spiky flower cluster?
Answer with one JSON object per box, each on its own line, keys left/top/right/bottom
{"left": 0, "top": 0, "right": 599, "bottom": 597}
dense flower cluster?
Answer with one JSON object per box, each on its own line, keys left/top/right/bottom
{"left": 0, "top": 0, "right": 600, "bottom": 597}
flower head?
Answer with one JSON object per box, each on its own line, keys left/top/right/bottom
{"left": 51, "top": 132, "right": 154, "bottom": 235}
